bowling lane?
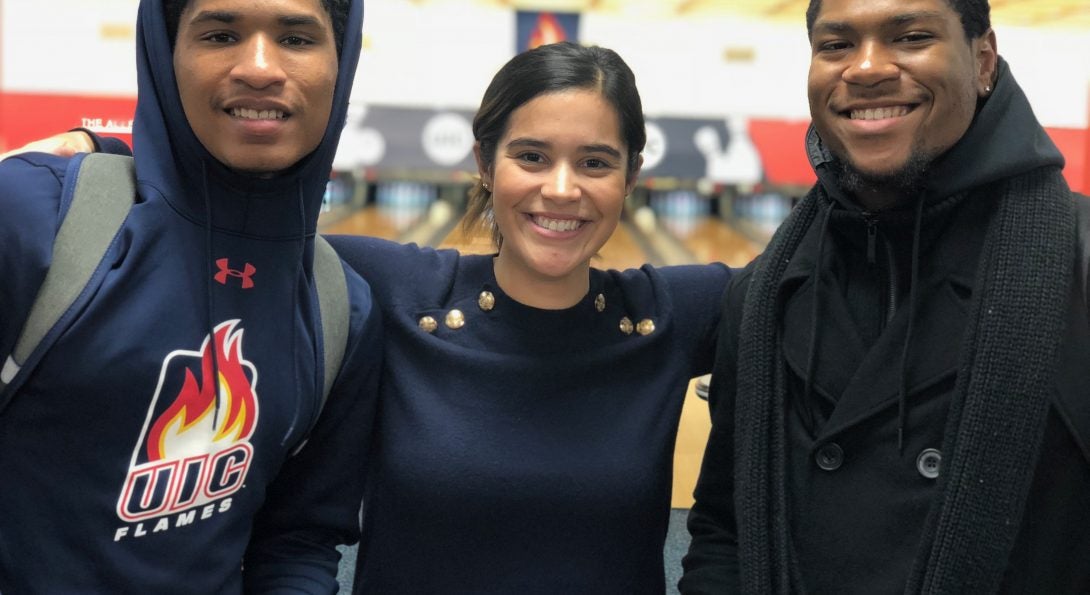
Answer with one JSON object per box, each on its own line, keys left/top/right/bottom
{"left": 596, "top": 222, "right": 658, "bottom": 271}
{"left": 320, "top": 180, "right": 437, "bottom": 239}
{"left": 669, "top": 216, "right": 762, "bottom": 268}
{"left": 320, "top": 206, "right": 405, "bottom": 239}
{"left": 673, "top": 377, "right": 712, "bottom": 509}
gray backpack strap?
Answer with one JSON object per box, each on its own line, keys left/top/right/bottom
{"left": 313, "top": 233, "right": 349, "bottom": 410}
{"left": 1, "top": 153, "right": 135, "bottom": 392}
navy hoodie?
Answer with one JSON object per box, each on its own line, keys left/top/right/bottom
{"left": 0, "top": 0, "right": 379, "bottom": 592}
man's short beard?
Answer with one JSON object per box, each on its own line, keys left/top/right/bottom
{"left": 834, "top": 149, "right": 932, "bottom": 209}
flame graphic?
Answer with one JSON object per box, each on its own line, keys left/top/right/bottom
{"left": 146, "top": 321, "right": 256, "bottom": 461}
{"left": 528, "top": 13, "right": 568, "bottom": 50}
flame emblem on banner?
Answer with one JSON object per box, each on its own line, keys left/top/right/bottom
{"left": 528, "top": 13, "right": 568, "bottom": 49}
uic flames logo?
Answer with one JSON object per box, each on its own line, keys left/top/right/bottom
{"left": 117, "top": 320, "right": 258, "bottom": 523}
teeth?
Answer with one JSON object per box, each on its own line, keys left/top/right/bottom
{"left": 231, "top": 107, "right": 286, "bottom": 120}
{"left": 850, "top": 105, "right": 910, "bottom": 120}
{"left": 533, "top": 216, "right": 583, "bottom": 232}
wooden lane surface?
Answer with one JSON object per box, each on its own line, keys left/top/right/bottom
{"left": 673, "top": 377, "right": 713, "bottom": 509}
{"left": 319, "top": 206, "right": 409, "bottom": 240}
{"left": 672, "top": 216, "right": 763, "bottom": 268}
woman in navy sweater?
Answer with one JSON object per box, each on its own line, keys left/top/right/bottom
{"left": 21, "top": 41, "right": 731, "bottom": 594}
{"left": 329, "top": 42, "right": 730, "bottom": 594}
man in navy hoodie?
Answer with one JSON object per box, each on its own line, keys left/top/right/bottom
{"left": 0, "top": 0, "right": 380, "bottom": 592}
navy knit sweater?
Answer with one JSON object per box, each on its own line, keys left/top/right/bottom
{"left": 328, "top": 236, "right": 729, "bottom": 594}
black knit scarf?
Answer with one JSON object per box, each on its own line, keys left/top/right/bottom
{"left": 734, "top": 166, "right": 1075, "bottom": 594}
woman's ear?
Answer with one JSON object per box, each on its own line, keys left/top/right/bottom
{"left": 625, "top": 154, "right": 644, "bottom": 196}
{"left": 473, "top": 142, "right": 491, "bottom": 189}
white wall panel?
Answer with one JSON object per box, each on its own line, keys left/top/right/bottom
{"left": 354, "top": 1, "right": 511, "bottom": 108}
{"left": 582, "top": 14, "right": 812, "bottom": 119}
{"left": 0, "top": 0, "right": 1086, "bottom": 127}
{"left": 2, "top": 0, "right": 138, "bottom": 94}
{"left": 994, "top": 25, "right": 1090, "bottom": 128}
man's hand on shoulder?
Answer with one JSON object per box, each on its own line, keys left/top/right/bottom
{"left": 0, "top": 130, "right": 97, "bottom": 162}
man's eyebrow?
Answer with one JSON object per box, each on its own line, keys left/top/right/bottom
{"left": 278, "top": 14, "right": 325, "bottom": 28}
{"left": 812, "top": 20, "right": 851, "bottom": 35}
{"left": 186, "top": 11, "right": 325, "bottom": 28}
{"left": 812, "top": 10, "right": 947, "bottom": 35}
{"left": 888, "top": 10, "right": 946, "bottom": 26}
{"left": 188, "top": 10, "right": 237, "bottom": 26}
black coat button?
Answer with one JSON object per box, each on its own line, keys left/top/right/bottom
{"left": 917, "top": 448, "right": 942, "bottom": 479}
{"left": 815, "top": 442, "right": 844, "bottom": 471}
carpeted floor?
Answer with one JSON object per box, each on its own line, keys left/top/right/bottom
{"left": 336, "top": 508, "right": 691, "bottom": 593}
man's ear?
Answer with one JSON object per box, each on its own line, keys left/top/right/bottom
{"left": 975, "top": 28, "right": 998, "bottom": 97}
{"left": 625, "top": 154, "right": 644, "bottom": 196}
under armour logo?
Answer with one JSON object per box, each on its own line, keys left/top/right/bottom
{"left": 214, "top": 258, "right": 256, "bottom": 289}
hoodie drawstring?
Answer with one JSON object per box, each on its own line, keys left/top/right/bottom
{"left": 202, "top": 160, "right": 222, "bottom": 430}
{"left": 897, "top": 195, "right": 926, "bottom": 453}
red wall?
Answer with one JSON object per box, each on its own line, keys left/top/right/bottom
{"left": 0, "top": 92, "right": 135, "bottom": 152}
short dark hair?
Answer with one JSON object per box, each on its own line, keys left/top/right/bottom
{"left": 163, "top": 0, "right": 350, "bottom": 56}
{"left": 464, "top": 41, "right": 646, "bottom": 247}
{"left": 805, "top": 0, "right": 991, "bottom": 41}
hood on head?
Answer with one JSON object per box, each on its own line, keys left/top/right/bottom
{"left": 132, "top": 0, "right": 364, "bottom": 237}
{"left": 925, "top": 57, "right": 1063, "bottom": 197}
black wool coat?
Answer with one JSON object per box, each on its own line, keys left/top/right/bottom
{"left": 681, "top": 192, "right": 1090, "bottom": 593}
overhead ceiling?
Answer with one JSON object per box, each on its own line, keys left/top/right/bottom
{"left": 478, "top": 0, "right": 1090, "bottom": 29}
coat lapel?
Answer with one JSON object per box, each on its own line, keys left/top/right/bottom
{"left": 778, "top": 195, "right": 991, "bottom": 439}
{"left": 816, "top": 279, "right": 968, "bottom": 438}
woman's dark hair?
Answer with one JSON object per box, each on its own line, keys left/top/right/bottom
{"left": 806, "top": 0, "right": 991, "bottom": 41}
{"left": 463, "top": 41, "right": 646, "bottom": 247}
{"left": 164, "top": 0, "right": 350, "bottom": 56}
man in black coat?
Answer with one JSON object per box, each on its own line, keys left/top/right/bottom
{"left": 681, "top": 0, "right": 1090, "bottom": 592}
